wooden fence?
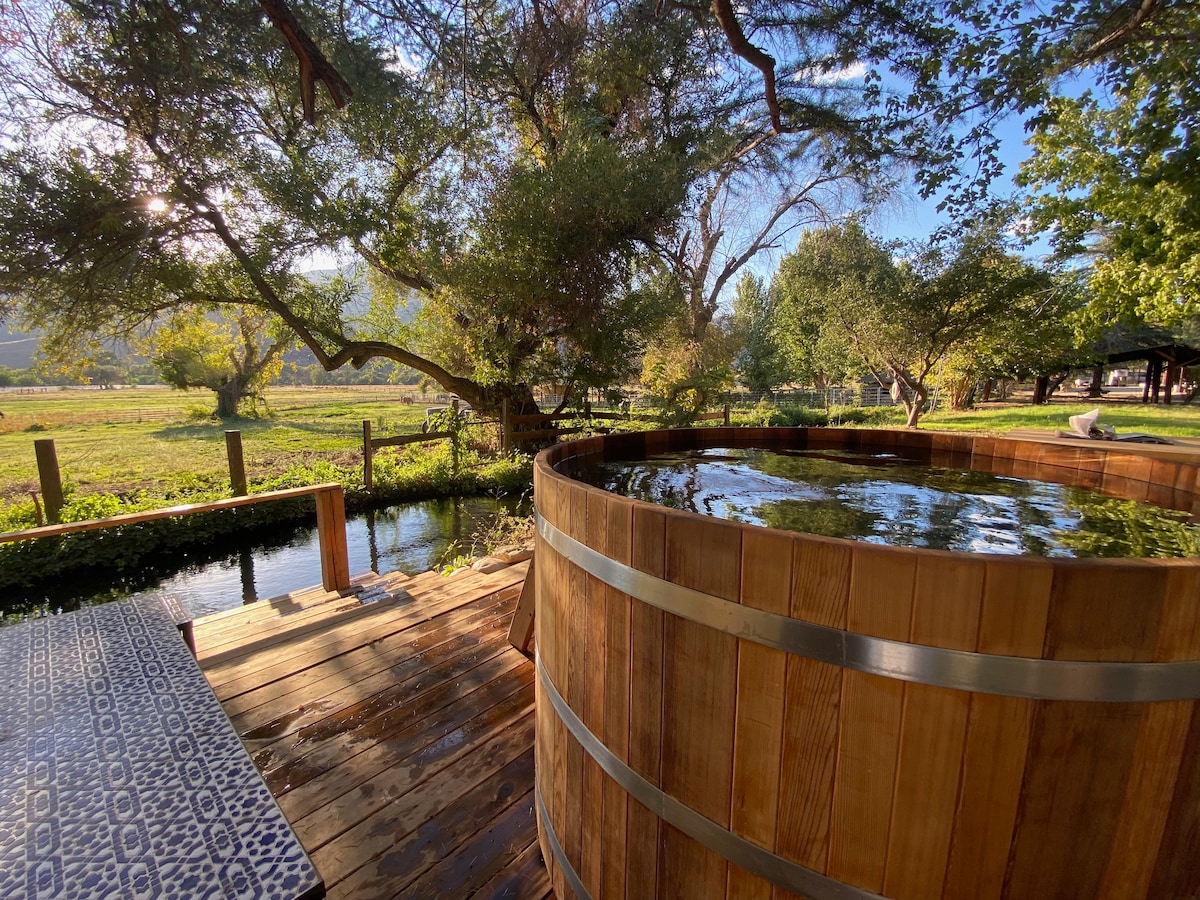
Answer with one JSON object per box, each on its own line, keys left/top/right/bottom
{"left": 362, "top": 420, "right": 452, "bottom": 489}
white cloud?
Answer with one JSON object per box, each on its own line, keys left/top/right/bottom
{"left": 795, "top": 61, "right": 868, "bottom": 86}
{"left": 1006, "top": 216, "right": 1036, "bottom": 237}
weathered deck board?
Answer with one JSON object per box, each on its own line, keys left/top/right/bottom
{"left": 193, "top": 561, "right": 553, "bottom": 900}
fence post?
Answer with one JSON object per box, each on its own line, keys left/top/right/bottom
{"left": 225, "top": 430, "right": 247, "bottom": 496}
{"left": 314, "top": 485, "right": 351, "bottom": 592}
{"left": 34, "top": 439, "right": 64, "bottom": 524}
{"left": 723, "top": 402, "right": 730, "bottom": 426}
{"left": 500, "top": 399, "right": 511, "bottom": 456}
{"left": 362, "top": 419, "right": 374, "bottom": 490}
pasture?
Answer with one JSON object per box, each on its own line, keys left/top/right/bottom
{"left": 1, "top": 384, "right": 1197, "bottom": 516}
{"left": 0, "top": 385, "right": 432, "bottom": 505}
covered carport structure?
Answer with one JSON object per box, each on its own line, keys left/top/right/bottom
{"left": 1106, "top": 343, "right": 1200, "bottom": 404}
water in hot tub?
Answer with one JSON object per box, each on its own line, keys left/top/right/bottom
{"left": 568, "top": 447, "right": 1200, "bottom": 558}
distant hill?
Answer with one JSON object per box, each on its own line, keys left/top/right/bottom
{"left": 0, "top": 325, "right": 39, "bottom": 369}
{"left": 0, "top": 263, "right": 421, "bottom": 371}
{"left": 286, "top": 265, "right": 422, "bottom": 366}
{"left": 302, "top": 263, "right": 422, "bottom": 323}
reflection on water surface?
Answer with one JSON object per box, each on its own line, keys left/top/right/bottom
{"left": 567, "top": 448, "right": 1200, "bottom": 558}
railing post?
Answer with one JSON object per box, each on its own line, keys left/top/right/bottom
{"left": 225, "top": 430, "right": 247, "bottom": 496}
{"left": 314, "top": 484, "right": 351, "bottom": 592}
{"left": 34, "top": 439, "right": 64, "bottom": 524}
{"left": 723, "top": 402, "right": 730, "bottom": 426}
{"left": 362, "top": 419, "right": 374, "bottom": 490}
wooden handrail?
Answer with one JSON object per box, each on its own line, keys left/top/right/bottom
{"left": 371, "top": 431, "right": 451, "bottom": 449}
{"left": 0, "top": 483, "right": 352, "bottom": 594}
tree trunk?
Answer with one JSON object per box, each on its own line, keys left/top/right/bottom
{"left": 948, "top": 376, "right": 975, "bottom": 410}
{"left": 1032, "top": 375, "right": 1050, "bottom": 405}
{"left": 904, "top": 384, "right": 928, "bottom": 428}
{"left": 981, "top": 378, "right": 994, "bottom": 403}
{"left": 1087, "top": 364, "right": 1105, "bottom": 398}
{"left": 215, "top": 379, "right": 244, "bottom": 418}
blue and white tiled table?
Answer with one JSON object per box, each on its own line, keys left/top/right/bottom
{"left": 0, "top": 597, "right": 324, "bottom": 899}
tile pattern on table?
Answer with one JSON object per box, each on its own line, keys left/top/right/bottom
{"left": 0, "top": 596, "right": 322, "bottom": 900}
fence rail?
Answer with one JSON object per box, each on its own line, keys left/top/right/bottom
{"left": 361, "top": 419, "right": 455, "bottom": 489}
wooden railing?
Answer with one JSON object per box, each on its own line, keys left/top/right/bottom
{"left": 0, "top": 483, "right": 352, "bottom": 594}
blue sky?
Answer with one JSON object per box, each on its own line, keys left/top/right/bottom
{"left": 872, "top": 114, "right": 1042, "bottom": 249}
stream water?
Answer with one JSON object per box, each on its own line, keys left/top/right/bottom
{"left": 6, "top": 495, "right": 524, "bottom": 622}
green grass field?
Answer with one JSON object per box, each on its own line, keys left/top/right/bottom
{"left": 1, "top": 384, "right": 1196, "bottom": 522}
{"left": 911, "top": 399, "right": 1200, "bottom": 436}
{"left": 0, "top": 386, "right": 434, "bottom": 503}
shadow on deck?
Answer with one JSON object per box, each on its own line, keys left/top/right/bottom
{"left": 192, "top": 560, "right": 551, "bottom": 900}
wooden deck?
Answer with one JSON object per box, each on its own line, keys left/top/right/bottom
{"left": 191, "top": 561, "right": 552, "bottom": 900}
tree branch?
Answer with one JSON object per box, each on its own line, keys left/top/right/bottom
{"left": 258, "top": 0, "right": 353, "bottom": 123}
{"left": 709, "top": 0, "right": 787, "bottom": 134}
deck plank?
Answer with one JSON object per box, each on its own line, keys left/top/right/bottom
{"left": 199, "top": 564, "right": 525, "bottom": 669}
{"left": 193, "top": 563, "right": 552, "bottom": 900}
{"left": 283, "top": 670, "right": 535, "bottom": 827}
{"left": 221, "top": 586, "right": 517, "bottom": 721}
{"left": 468, "top": 839, "right": 554, "bottom": 900}
{"left": 236, "top": 594, "right": 517, "bottom": 747}
{"left": 262, "top": 647, "right": 530, "bottom": 792}
{"left": 324, "top": 754, "right": 536, "bottom": 899}
{"left": 310, "top": 711, "right": 535, "bottom": 881}
{"left": 205, "top": 566, "right": 529, "bottom": 700}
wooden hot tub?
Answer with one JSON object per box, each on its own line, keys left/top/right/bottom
{"left": 532, "top": 427, "right": 1200, "bottom": 900}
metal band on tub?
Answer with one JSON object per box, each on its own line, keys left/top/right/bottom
{"left": 535, "top": 657, "right": 890, "bottom": 900}
{"left": 535, "top": 780, "right": 592, "bottom": 900}
{"left": 536, "top": 510, "right": 1200, "bottom": 703}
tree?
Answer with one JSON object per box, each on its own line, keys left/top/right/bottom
{"left": 772, "top": 220, "right": 886, "bottom": 392}
{"left": 774, "top": 219, "right": 1065, "bottom": 427}
{"left": 0, "top": 0, "right": 717, "bottom": 415}
{"left": 687, "top": 0, "right": 1199, "bottom": 230}
{"left": 647, "top": 128, "right": 875, "bottom": 408}
{"left": 81, "top": 351, "right": 126, "bottom": 390}
{"left": 147, "top": 309, "right": 289, "bottom": 418}
{"left": 730, "top": 272, "right": 790, "bottom": 394}
{"left": 1018, "top": 75, "right": 1200, "bottom": 326}
{"left": 5, "top": 0, "right": 1163, "bottom": 424}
